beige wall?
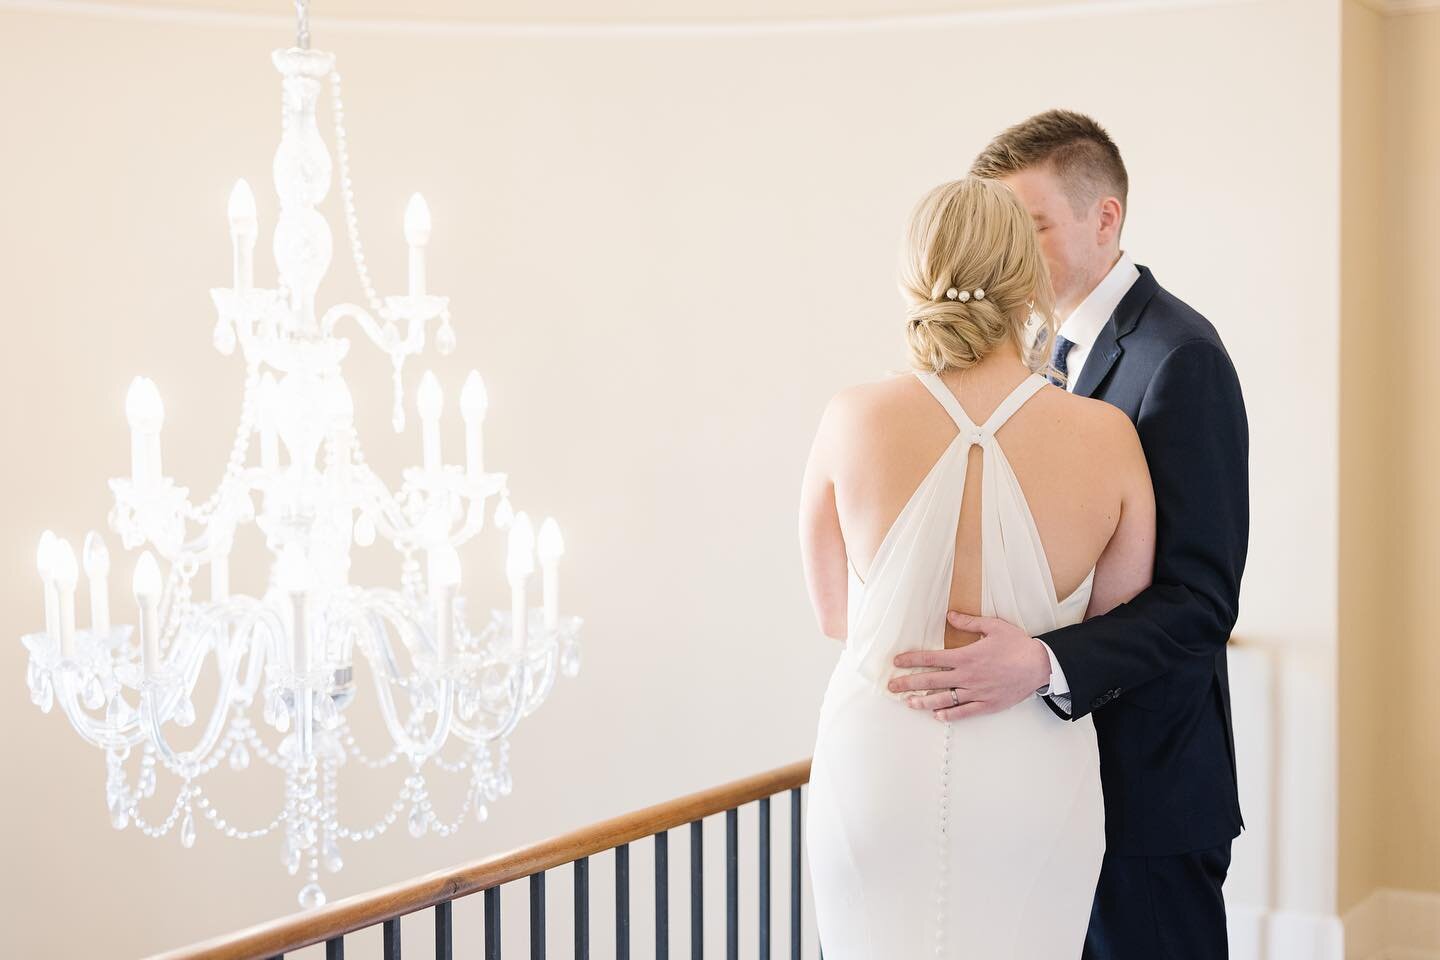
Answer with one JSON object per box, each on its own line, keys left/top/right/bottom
{"left": 1381, "top": 6, "right": 1440, "bottom": 900}
{"left": 1339, "top": 1, "right": 1440, "bottom": 915}
{"left": 0, "top": 1, "right": 1345, "bottom": 956}
{"left": 1339, "top": 0, "right": 1388, "bottom": 915}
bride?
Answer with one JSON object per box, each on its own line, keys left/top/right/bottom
{"left": 798, "top": 177, "right": 1155, "bottom": 957}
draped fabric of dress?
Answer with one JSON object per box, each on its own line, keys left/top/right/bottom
{"left": 807, "top": 372, "right": 1104, "bottom": 959}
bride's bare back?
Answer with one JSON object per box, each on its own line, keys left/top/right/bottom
{"left": 800, "top": 350, "right": 1154, "bottom": 648}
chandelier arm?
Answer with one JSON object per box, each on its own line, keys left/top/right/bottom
{"left": 346, "top": 600, "right": 457, "bottom": 757}
{"left": 319, "top": 303, "right": 396, "bottom": 352}
{"left": 450, "top": 663, "right": 529, "bottom": 744}
{"left": 519, "top": 646, "right": 560, "bottom": 718}
{"left": 55, "top": 673, "right": 148, "bottom": 750}
{"left": 145, "top": 602, "right": 279, "bottom": 771}
{"left": 233, "top": 625, "right": 271, "bottom": 707}
{"left": 352, "top": 467, "right": 418, "bottom": 548}
{"left": 352, "top": 464, "right": 491, "bottom": 554}
{"left": 140, "top": 661, "right": 235, "bottom": 773}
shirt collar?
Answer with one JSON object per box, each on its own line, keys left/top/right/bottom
{"left": 1057, "top": 251, "right": 1141, "bottom": 350}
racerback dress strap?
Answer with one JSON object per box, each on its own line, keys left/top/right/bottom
{"left": 914, "top": 371, "right": 1048, "bottom": 440}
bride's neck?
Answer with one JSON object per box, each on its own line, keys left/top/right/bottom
{"left": 937, "top": 340, "right": 1032, "bottom": 394}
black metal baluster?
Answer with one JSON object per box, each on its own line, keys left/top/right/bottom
{"left": 485, "top": 886, "right": 502, "bottom": 960}
{"left": 616, "top": 843, "right": 631, "bottom": 960}
{"left": 655, "top": 831, "right": 670, "bottom": 960}
{"left": 759, "top": 796, "right": 771, "bottom": 960}
{"left": 726, "top": 808, "right": 739, "bottom": 960}
{"left": 382, "top": 918, "right": 401, "bottom": 960}
{"left": 531, "top": 872, "right": 547, "bottom": 960}
{"left": 575, "top": 856, "right": 590, "bottom": 960}
{"left": 691, "top": 818, "right": 704, "bottom": 960}
{"left": 790, "top": 788, "right": 801, "bottom": 960}
{"left": 436, "top": 900, "right": 453, "bottom": 960}
{"left": 326, "top": 938, "right": 344, "bottom": 960}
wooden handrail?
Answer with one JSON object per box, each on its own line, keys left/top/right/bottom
{"left": 147, "top": 758, "right": 812, "bottom": 960}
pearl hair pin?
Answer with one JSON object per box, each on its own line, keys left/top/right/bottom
{"left": 945, "top": 287, "right": 985, "bottom": 303}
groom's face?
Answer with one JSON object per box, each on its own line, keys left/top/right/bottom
{"left": 1000, "top": 165, "right": 1107, "bottom": 317}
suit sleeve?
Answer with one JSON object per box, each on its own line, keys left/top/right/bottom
{"left": 1039, "top": 338, "right": 1249, "bottom": 721}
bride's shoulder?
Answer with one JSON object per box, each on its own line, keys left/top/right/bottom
{"left": 820, "top": 372, "right": 921, "bottom": 425}
{"left": 810, "top": 374, "right": 922, "bottom": 457}
{"left": 1040, "top": 387, "right": 1143, "bottom": 459}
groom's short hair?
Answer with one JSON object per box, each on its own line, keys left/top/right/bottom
{"left": 970, "top": 110, "right": 1128, "bottom": 222}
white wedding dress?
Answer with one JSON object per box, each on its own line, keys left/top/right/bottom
{"left": 807, "top": 372, "right": 1104, "bottom": 959}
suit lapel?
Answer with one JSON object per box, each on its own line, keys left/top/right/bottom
{"left": 1073, "top": 264, "right": 1159, "bottom": 398}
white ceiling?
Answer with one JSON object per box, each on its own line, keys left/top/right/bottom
{"left": 33, "top": 0, "right": 1149, "bottom": 27}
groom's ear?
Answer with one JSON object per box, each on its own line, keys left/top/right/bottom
{"left": 1096, "top": 195, "right": 1125, "bottom": 245}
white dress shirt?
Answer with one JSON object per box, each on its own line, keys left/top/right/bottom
{"left": 1036, "top": 251, "right": 1141, "bottom": 715}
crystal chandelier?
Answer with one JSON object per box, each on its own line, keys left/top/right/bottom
{"left": 20, "top": 2, "right": 582, "bottom": 909}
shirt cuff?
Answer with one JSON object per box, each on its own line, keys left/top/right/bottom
{"left": 1035, "top": 639, "right": 1074, "bottom": 716}
{"left": 1035, "top": 639, "right": 1070, "bottom": 696}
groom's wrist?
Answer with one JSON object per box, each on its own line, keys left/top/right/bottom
{"left": 1027, "top": 637, "right": 1052, "bottom": 691}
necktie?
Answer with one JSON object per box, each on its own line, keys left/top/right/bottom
{"left": 1048, "top": 334, "right": 1076, "bottom": 388}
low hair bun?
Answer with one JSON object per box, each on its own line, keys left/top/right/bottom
{"left": 897, "top": 178, "right": 1056, "bottom": 374}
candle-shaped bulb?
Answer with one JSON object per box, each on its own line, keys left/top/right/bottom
{"left": 417, "top": 371, "right": 444, "bottom": 471}
{"left": 134, "top": 551, "right": 162, "bottom": 674}
{"left": 538, "top": 518, "right": 565, "bottom": 564}
{"left": 125, "top": 377, "right": 165, "bottom": 432}
{"left": 36, "top": 530, "right": 57, "bottom": 580}
{"left": 228, "top": 179, "right": 258, "bottom": 292}
{"left": 83, "top": 531, "right": 112, "bottom": 636}
{"left": 431, "top": 544, "right": 462, "bottom": 588}
{"left": 417, "top": 370, "right": 444, "bottom": 421}
{"left": 132, "top": 551, "right": 162, "bottom": 602}
{"left": 51, "top": 539, "right": 78, "bottom": 590}
{"left": 228, "top": 179, "right": 258, "bottom": 237}
{"left": 537, "top": 518, "right": 563, "bottom": 629}
{"left": 460, "top": 371, "right": 487, "bottom": 479}
{"left": 125, "top": 377, "right": 165, "bottom": 487}
{"left": 52, "top": 539, "right": 79, "bottom": 657}
{"left": 507, "top": 512, "right": 536, "bottom": 585}
{"left": 404, "top": 193, "right": 432, "bottom": 247}
{"left": 460, "top": 371, "right": 488, "bottom": 422}
{"left": 83, "top": 531, "right": 110, "bottom": 579}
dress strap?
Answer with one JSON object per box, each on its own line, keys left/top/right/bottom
{"left": 914, "top": 371, "right": 1049, "bottom": 438}
{"left": 980, "top": 374, "right": 1048, "bottom": 434}
{"left": 914, "top": 371, "right": 978, "bottom": 431}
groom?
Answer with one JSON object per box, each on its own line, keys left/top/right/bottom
{"left": 888, "top": 110, "right": 1248, "bottom": 959}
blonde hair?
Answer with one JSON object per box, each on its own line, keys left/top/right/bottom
{"left": 899, "top": 177, "right": 1057, "bottom": 375}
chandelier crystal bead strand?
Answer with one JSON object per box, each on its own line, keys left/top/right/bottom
{"left": 22, "top": 4, "right": 581, "bottom": 909}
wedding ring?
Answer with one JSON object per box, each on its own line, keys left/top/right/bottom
{"left": 949, "top": 687, "right": 961, "bottom": 707}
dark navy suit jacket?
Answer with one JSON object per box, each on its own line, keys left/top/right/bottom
{"left": 1041, "top": 264, "right": 1247, "bottom": 857}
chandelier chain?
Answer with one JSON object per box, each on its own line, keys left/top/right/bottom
{"left": 294, "top": 0, "right": 310, "bottom": 50}
{"left": 328, "top": 72, "right": 396, "bottom": 329}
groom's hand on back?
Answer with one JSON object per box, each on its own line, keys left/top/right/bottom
{"left": 887, "top": 612, "right": 1051, "bottom": 720}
